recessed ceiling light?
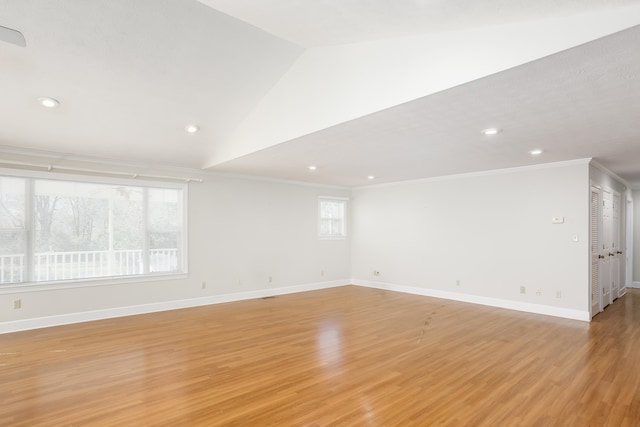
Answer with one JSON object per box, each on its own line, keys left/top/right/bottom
{"left": 38, "top": 97, "right": 59, "bottom": 108}
{"left": 529, "top": 149, "right": 543, "bottom": 156}
{"left": 185, "top": 124, "right": 199, "bottom": 133}
{"left": 367, "top": 175, "right": 375, "bottom": 180}
{"left": 307, "top": 165, "right": 317, "bottom": 171}
{"left": 481, "top": 128, "right": 501, "bottom": 135}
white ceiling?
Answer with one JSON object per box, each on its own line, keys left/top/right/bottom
{"left": 198, "top": 0, "right": 640, "bottom": 48}
{"left": 0, "top": 0, "right": 302, "bottom": 168}
{"left": 214, "top": 25, "right": 640, "bottom": 187}
{"left": 1, "top": 1, "right": 640, "bottom": 188}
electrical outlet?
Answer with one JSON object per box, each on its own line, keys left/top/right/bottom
{"left": 536, "top": 288, "right": 542, "bottom": 296}
{"left": 520, "top": 286, "right": 526, "bottom": 294}
{"left": 373, "top": 270, "right": 380, "bottom": 277}
{"left": 13, "top": 299, "right": 21, "bottom": 309}
{"left": 321, "top": 270, "right": 324, "bottom": 277}
{"left": 556, "top": 290, "right": 562, "bottom": 298}
{"left": 456, "top": 280, "right": 460, "bottom": 286}
{"left": 201, "top": 281, "right": 206, "bottom": 289}
{"left": 268, "top": 276, "right": 273, "bottom": 283}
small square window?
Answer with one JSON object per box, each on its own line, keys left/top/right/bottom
{"left": 318, "top": 197, "right": 347, "bottom": 239}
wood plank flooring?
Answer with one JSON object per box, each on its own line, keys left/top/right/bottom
{"left": 1, "top": 285, "right": 640, "bottom": 426}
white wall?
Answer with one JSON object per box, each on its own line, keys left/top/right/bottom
{"left": 351, "top": 161, "right": 590, "bottom": 319}
{"left": 0, "top": 172, "right": 351, "bottom": 330}
{"left": 0, "top": 158, "right": 607, "bottom": 329}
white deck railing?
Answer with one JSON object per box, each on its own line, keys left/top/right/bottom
{"left": 0, "top": 249, "right": 178, "bottom": 284}
{"left": 0, "top": 254, "right": 24, "bottom": 284}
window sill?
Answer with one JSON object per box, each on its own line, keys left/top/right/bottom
{"left": 0, "top": 273, "right": 188, "bottom": 295}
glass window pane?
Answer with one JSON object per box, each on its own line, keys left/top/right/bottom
{"left": 33, "top": 180, "right": 149, "bottom": 280}
{"left": 0, "top": 177, "right": 25, "bottom": 229}
{"left": 148, "top": 188, "right": 181, "bottom": 273}
{"left": 34, "top": 180, "right": 107, "bottom": 280}
{"left": 1, "top": 174, "right": 185, "bottom": 284}
{"left": 112, "top": 186, "right": 144, "bottom": 276}
{"left": 0, "top": 232, "right": 25, "bottom": 284}
{"left": 319, "top": 198, "right": 346, "bottom": 238}
{"left": 0, "top": 177, "right": 26, "bottom": 284}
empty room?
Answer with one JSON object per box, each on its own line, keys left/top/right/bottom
{"left": 1, "top": 1, "right": 640, "bottom": 425}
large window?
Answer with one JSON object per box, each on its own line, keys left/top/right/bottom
{"left": 318, "top": 197, "right": 347, "bottom": 239}
{"left": 0, "top": 173, "right": 186, "bottom": 285}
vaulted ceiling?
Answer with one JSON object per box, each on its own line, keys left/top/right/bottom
{"left": 1, "top": 1, "right": 639, "bottom": 187}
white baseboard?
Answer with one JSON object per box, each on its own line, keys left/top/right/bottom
{"left": 352, "top": 279, "right": 590, "bottom": 322}
{"left": 631, "top": 281, "right": 640, "bottom": 289}
{"left": 0, "top": 280, "right": 347, "bottom": 334}
{"left": 0, "top": 278, "right": 593, "bottom": 334}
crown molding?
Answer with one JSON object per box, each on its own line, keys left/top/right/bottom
{"left": 590, "top": 159, "right": 630, "bottom": 189}
{"left": 0, "top": 146, "right": 350, "bottom": 190}
{"left": 353, "top": 158, "right": 592, "bottom": 190}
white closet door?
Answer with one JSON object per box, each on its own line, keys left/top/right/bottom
{"left": 591, "top": 187, "right": 602, "bottom": 317}
{"left": 602, "top": 189, "right": 612, "bottom": 308}
{"left": 611, "top": 193, "right": 621, "bottom": 300}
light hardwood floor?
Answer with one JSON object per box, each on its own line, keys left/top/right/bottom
{"left": 1, "top": 286, "right": 639, "bottom": 426}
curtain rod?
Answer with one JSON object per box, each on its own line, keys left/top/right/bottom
{"left": 0, "top": 160, "right": 204, "bottom": 183}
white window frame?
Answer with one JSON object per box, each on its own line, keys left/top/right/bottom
{"left": 0, "top": 168, "right": 188, "bottom": 293}
{"left": 318, "top": 196, "right": 348, "bottom": 240}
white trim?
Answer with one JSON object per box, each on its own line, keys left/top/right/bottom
{"left": 353, "top": 158, "right": 592, "bottom": 190}
{"left": 631, "top": 281, "right": 640, "bottom": 289}
{"left": 0, "top": 273, "right": 188, "bottom": 295}
{"left": 0, "top": 145, "right": 350, "bottom": 191}
{"left": 0, "top": 146, "right": 596, "bottom": 192}
{"left": 352, "top": 280, "right": 591, "bottom": 322}
{"left": 590, "top": 160, "right": 630, "bottom": 189}
{"left": 0, "top": 145, "right": 207, "bottom": 177}
{"left": 212, "top": 171, "right": 351, "bottom": 191}
{"left": 0, "top": 280, "right": 348, "bottom": 334}
{"left": 1, "top": 279, "right": 595, "bottom": 334}
{"left": 626, "top": 197, "right": 633, "bottom": 291}
{"left": 0, "top": 161, "right": 203, "bottom": 184}
{"left": 318, "top": 195, "right": 350, "bottom": 201}
{"left": 589, "top": 181, "right": 600, "bottom": 317}
{"left": 0, "top": 166, "right": 188, "bottom": 189}
{"left": 181, "top": 185, "right": 189, "bottom": 275}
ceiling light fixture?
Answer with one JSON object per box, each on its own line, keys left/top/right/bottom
{"left": 38, "top": 97, "right": 59, "bottom": 108}
{"left": 529, "top": 149, "right": 543, "bottom": 156}
{"left": 481, "top": 128, "right": 501, "bottom": 135}
{"left": 367, "top": 175, "right": 375, "bottom": 180}
{"left": 307, "top": 165, "right": 317, "bottom": 171}
{"left": 185, "top": 124, "right": 199, "bottom": 134}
